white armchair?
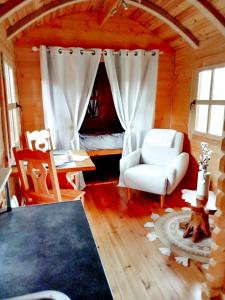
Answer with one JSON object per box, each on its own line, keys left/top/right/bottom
{"left": 120, "top": 129, "right": 189, "bottom": 207}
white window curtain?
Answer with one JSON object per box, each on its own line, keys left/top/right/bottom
{"left": 40, "top": 46, "right": 101, "bottom": 150}
{"left": 103, "top": 49, "right": 159, "bottom": 158}
{"left": 40, "top": 46, "right": 101, "bottom": 189}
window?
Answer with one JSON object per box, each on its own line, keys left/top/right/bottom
{"left": 3, "top": 61, "right": 20, "bottom": 150}
{"left": 194, "top": 66, "right": 225, "bottom": 137}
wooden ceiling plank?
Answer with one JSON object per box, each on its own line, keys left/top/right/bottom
{"left": 0, "top": 0, "right": 32, "bottom": 22}
{"left": 127, "top": 0, "right": 199, "bottom": 49}
{"left": 7, "top": 0, "right": 89, "bottom": 39}
{"left": 187, "top": 0, "right": 225, "bottom": 36}
{"left": 100, "top": 0, "right": 120, "bottom": 26}
{"left": 6, "top": 0, "right": 199, "bottom": 49}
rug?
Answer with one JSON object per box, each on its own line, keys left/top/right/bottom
{"left": 154, "top": 211, "right": 214, "bottom": 263}
{"left": 0, "top": 201, "right": 113, "bottom": 300}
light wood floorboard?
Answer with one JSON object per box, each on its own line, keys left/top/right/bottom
{"left": 83, "top": 183, "right": 206, "bottom": 300}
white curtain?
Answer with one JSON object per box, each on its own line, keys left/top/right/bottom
{"left": 40, "top": 46, "right": 101, "bottom": 189}
{"left": 104, "top": 49, "right": 159, "bottom": 157}
{"left": 40, "top": 46, "right": 101, "bottom": 150}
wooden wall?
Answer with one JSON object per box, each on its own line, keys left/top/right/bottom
{"left": 172, "top": 34, "right": 225, "bottom": 190}
{"left": 14, "top": 12, "right": 175, "bottom": 134}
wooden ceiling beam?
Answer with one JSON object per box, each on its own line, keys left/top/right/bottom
{"left": 187, "top": 0, "right": 225, "bottom": 37}
{"left": 100, "top": 0, "right": 121, "bottom": 27}
{"left": 127, "top": 0, "right": 199, "bottom": 49}
{"left": 6, "top": 0, "right": 199, "bottom": 49}
{"left": 0, "top": 0, "right": 32, "bottom": 23}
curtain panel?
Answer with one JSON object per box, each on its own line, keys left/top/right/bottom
{"left": 40, "top": 46, "right": 101, "bottom": 189}
{"left": 103, "top": 49, "right": 159, "bottom": 157}
{"left": 104, "top": 49, "right": 159, "bottom": 186}
{"left": 40, "top": 46, "right": 101, "bottom": 150}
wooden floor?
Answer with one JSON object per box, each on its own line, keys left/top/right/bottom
{"left": 83, "top": 183, "right": 206, "bottom": 300}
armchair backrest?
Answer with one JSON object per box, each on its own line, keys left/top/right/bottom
{"left": 141, "top": 129, "right": 184, "bottom": 166}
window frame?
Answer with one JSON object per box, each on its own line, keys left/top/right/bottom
{"left": 192, "top": 63, "right": 225, "bottom": 141}
{"left": 1, "top": 55, "right": 21, "bottom": 163}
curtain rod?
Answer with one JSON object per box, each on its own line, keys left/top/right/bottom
{"left": 32, "top": 46, "right": 164, "bottom": 56}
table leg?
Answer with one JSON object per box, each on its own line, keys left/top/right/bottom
{"left": 5, "top": 181, "right": 12, "bottom": 212}
{"left": 66, "top": 172, "right": 78, "bottom": 190}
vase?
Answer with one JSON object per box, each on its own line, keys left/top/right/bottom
{"left": 196, "top": 170, "right": 210, "bottom": 201}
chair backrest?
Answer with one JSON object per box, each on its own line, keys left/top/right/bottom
{"left": 141, "top": 129, "right": 184, "bottom": 166}
{"left": 13, "top": 148, "right": 61, "bottom": 204}
{"left": 25, "top": 129, "right": 53, "bottom": 152}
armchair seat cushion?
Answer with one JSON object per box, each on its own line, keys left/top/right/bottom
{"left": 124, "top": 164, "right": 167, "bottom": 195}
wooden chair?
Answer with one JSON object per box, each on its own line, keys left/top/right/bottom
{"left": 13, "top": 148, "right": 84, "bottom": 205}
{"left": 25, "top": 129, "right": 78, "bottom": 189}
{"left": 25, "top": 129, "right": 53, "bottom": 151}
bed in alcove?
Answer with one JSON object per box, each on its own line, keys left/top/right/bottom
{"left": 80, "top": 61, "right": 124, "bottom": 156}
{"left": 79, "top": 61, "right": 124, "bottom": 183}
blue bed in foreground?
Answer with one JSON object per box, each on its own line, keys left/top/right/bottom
{"left": 0, "top": 201, "right": 113, "bottom": 300}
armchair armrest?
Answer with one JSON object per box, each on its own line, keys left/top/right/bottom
{"left": 166, "top": 152, "right": 189, "bottom": 194}
{"left": 7, "top": 290, "right": 71, "bottom": 300}
{"left": 119, "top": 149, "right": 141, "bottom": 187}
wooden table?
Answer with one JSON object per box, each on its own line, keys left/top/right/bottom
{"left": 0, "top": 168, "right": 12, "bottom": 212}
{"left": 54, "top": 149, "right": 96, "bottom": 189}
{"left": 54, "top": 149, "right": 96, "bottom": 173}
{"left": 11, "top": 149, "right": 96, "bottom": 190}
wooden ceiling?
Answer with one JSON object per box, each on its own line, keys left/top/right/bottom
{"left": 0, "top": 0, "right": 225, "bottom": 49}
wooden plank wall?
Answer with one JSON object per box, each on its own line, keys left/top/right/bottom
{"left": 15, "top": 47, "right": 44, "bottom": 132}
{"left": 14, "top": 12, "right": 175, "bottom": 133}
{"left": 172, "top": 33, "right": 225, "bottom": 190}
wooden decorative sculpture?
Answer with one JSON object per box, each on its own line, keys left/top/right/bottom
{"left": 202, "top": 134, "right": 225, "bottom": 299}
{"left": 180, "top": 142, "right": 212, "bottom": 242}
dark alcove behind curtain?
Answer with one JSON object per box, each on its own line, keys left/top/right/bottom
{"left": 80, "top": 62, "right": 123, "bottom": 134}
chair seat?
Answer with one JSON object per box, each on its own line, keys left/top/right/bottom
{"left": 60, "top": 189, "right": 85, "bottom": 201}
{"left": 26, "top": 189, "right": 84, "bottom": 205}
{"left": 124, "top": 164, "right": 167, "bottom": 195}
